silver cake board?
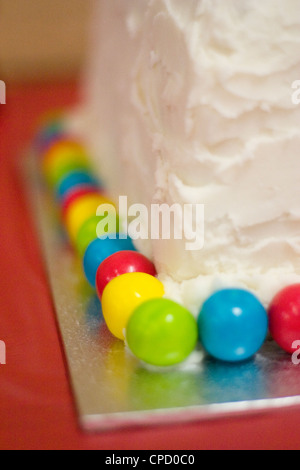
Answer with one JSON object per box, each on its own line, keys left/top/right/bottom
{"left": 25, "top": 153, "right": 300, "bottom": 432}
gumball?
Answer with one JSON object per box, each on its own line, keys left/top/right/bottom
{"left": 39, "top": 132, "right": 66, "bottom": 155}
{"left": 96, "top": 251, "right": 157, "bottom": 299}
{"left": 83, "top": 236, "right": 136, "bottom": 288}
{"left": 42, "top": 139, "right": 88, "bottom": 184}
{"left": 101, "top": 273, "right": 165, "bottom": 340}
{"left": 42, "top": 138, "right": 85, "bottom": 161}
{"left": 269, "top": 284, "right": 300, "bottom": 354}
{"left": 35, "top": 117, "right": 65, "bottom": 154}
{"left": 65, "top": 193, "right": 114, "bottom": 242}
{"left": 126, "top": 298, "right": 198, "bottom": 367}
{"left": 61, "top": 186, "right": 101, "bottom": 219}
{"left": 198, "top": 288, "right": 268, "bottom": 362}
{"left": 75, "top": 213, "right": 120, "bottom": 257}
{"left": 56, "top": 170, "right": 99, "bottom": 202}
{"left": 36, "top": 109, "right": 63, "bottom": 131}
{"left": 46, "top": 154, "right": 90, "bottom": 190}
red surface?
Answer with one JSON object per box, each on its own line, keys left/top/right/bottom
{"left": 1, "top": 83, "right": 300, "bottom": 450}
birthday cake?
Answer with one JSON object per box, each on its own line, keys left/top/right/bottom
{"left": 68, "top": 0, "right": 300, "bottom": 316}
{"left": 33, "top": 0, "right": 300, "bottom": 366}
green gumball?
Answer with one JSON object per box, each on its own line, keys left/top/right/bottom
{"left": 126, "top": 298, "right": 198, "bottom": 367}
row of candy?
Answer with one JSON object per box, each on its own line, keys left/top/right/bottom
{"left": 36, "top": 116, "right": 198, "bottom": 367}
{"left": 36, "top": 114, "right": 300, "bottom": 366}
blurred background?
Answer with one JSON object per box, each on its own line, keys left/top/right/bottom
{"left": 0, "top": 0, "right": 93, "bottom": 82}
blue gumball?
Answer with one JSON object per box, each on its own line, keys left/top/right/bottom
{"left": 198, "top": 288, "right": 268, "bottom": 363}
{"left": 83, "top": 235, "right": 137, "bottom": 287}
{"left": 35, "top": 121, "right": 64, "bottom": 154}
{"left": 56, "top": 170, "right": 99, "bottom": 201}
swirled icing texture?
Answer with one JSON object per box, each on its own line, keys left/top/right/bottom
{"left": 73, "top": 0, "right": 300, "bottom": 314}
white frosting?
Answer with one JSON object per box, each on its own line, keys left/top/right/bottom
{"left": 74, "top": 0, "right": 300, "bottom": 314}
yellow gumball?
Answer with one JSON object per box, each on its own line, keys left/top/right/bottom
{"left": 65, "top": 193, "right": 115, "bottom": 243}
{"left": 42, "top": 140, "right": 89, "bottom": 186}
{"left": 101, "top": 272, "right": 165, "bottom": 341}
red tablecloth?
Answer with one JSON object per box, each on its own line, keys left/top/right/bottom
{"left": 0, "top": 82, "right": 300, "bottom": 450}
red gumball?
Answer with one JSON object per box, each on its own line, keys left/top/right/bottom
{"left": 269, "top": 284, "right": 300, "bottom": 354}
{"left": 96, "top": 251, "right": 157, "bottom": 299}
{"left": 61, "top": 185, "right": 101, "bottom": 220}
